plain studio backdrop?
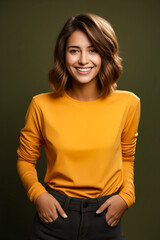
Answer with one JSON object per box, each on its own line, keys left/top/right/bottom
{"left": 0, "top": 0, "right": 159, "bottom": 239}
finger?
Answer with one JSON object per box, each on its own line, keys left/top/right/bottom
{"left": 108, "top": 219, "right": 119, "bottom": 227}
{"left": 38, "top": 212, "right": 48, "bottom": 223}
{"left": 55, "top": 201, "right": 68, "bottom": 218}
{"left": 105, "top": 207, "right": 117, "bottom": 224}
{"left": 96, "top": 199, "right": 111, "bottom": 214}
{"left": 48, "top": 215, "right": 58, "bottom": 223}
{"left": 48, "top": 213, "right": 58, "bottom": 222}
{"left": 40, "top": 213, "right": 58, "bottom": 223}
{"left": 39, "top": 209, "right": 58, "bottom": 223}
{"left": 42, "top": 218, "right": 51, "bottom": 223}
{"left": 105, "top": 210, "right": 119, "bottom": 226}
{"left": 40, "top": 216, "right": 51, "bottom": 223}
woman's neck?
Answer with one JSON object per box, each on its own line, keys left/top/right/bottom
{"left": 66, "top": 87, "right": 102, "bottom": 101}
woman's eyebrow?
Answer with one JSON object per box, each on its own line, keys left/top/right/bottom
{"left": 67, "top": 45, "right": 94, "bottom": 49}
{"left": 67, "top": 46, "right": 80, "bottom": 49}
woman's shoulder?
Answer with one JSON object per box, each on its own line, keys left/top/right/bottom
{"left": 33, "top": 92, "right": 53, "bottom": 100}
{"left": 113, "top": 90, "right": 140, "bottom": 103}
{"left": 31, "top": 92, "right": 56, "bottom": 105}
{"left": 27, "top": 92, "right": 58, "bottom": 110}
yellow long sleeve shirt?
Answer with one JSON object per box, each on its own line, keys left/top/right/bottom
{"left": 17, "top": 90, "right": 141, "bottom": 208}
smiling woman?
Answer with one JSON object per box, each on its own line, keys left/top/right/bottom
{"left": 48, "top": 13, "right": 122, "bottom": 99}
{"left": 17, "top": 13, "right": 141, "bottom": 240}
{"left": 65, "top": 30, "right": 102, "bottom": 101}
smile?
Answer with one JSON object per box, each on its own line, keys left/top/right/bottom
{"left": 76, "top": 67, "right": 92, "bottom": 72}
{"left": 75, "top": 67, "right": 93, "bottom": 74}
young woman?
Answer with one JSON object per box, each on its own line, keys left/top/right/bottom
{"left": 17, "top": 13, "right": 141, "bottom": 240}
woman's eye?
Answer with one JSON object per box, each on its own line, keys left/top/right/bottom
{"left": 70, "top": 49, "right": 78, "bottom": 54}
{"left": 90, "top": 48, "right": 97, "bottom": 53}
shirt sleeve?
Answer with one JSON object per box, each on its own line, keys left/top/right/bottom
{"left": 17, "top": 97, "right": 47, "bottom": 203}
{"left": 119, "top": 97, "right": 141, "bottom": 208}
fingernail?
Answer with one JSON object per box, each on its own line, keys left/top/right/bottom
{"left": 63, "top": 213, "right": 68, "bottom": 218}
{"left": 96, "top": 210, "right": 100, "bottom": 214}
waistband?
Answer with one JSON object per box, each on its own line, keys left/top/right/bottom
{"left": 46, "top": 185, "right": 120, "bottom": 212}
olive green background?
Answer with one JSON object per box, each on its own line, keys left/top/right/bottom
{"left": 1, "top": 0, "right": 159, "bottom": 239}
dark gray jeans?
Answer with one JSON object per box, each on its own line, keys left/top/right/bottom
{"left": 29, "top": 186, "right": 124, "bottom": 240}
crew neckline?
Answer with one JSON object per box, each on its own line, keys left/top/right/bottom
{"left": 64, "top": 91, "right": 104, "bottom": 103}
{"left": 63, "top": 90, "right": 116, "bottom": 104}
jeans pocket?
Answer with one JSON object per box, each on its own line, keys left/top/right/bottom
{"left": 103, "top": 209, "right": 120, "bottom": 228}
{"left": 38, "top": 213, "right": 60, "bottom": 225}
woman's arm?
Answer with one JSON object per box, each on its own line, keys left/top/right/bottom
{"left": 119, "top": 98, "right": 141, "bottom": 207}
{"left": 96, "top": 97, "right": 141, "bottom": 226}
{"left": 17, "top": 97, "right": 47, "bottom": 203}
{"left": 17, "top": 97, "right": 68, "bottom": 222}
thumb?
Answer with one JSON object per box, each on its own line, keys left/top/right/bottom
{"left": 96, "top": 199, "right": 111, "bottom": 214}
{"left": 55, "top": 201, "right": 68, "bottom": 218}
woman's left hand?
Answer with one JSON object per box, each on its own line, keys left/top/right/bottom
{"left": 96, "top": 194, "right": 128, "bottom": 227}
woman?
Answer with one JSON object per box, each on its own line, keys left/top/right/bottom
{"left": 17, "top": 13, "right": 141, "bottom": 240}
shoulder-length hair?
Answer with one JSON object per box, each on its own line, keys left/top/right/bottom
{"left": 48, "top": 13, "right": 123, "bottom": 98}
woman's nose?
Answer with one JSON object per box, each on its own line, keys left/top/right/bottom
{"left": 78, "top": 52, "right": 89, "bottom": 65}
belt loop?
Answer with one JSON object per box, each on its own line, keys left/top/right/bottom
{"left": 63, "top": 196, "right": 71, "bottom": 211}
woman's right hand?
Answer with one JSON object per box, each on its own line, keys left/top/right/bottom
{"left": 35, "top": 192, "right": 68, "bottom": 223}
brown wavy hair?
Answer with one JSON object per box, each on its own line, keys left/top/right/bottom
{"left": 48, "top": 13, "right": 123, "bottom": 98}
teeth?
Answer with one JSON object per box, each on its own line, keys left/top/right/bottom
{"left": 77, "top": 68, "right": 92, "bottom": 72}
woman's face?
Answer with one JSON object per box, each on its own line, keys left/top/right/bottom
{"left": 65, "top": 30, "right": 101, "bottom": 85}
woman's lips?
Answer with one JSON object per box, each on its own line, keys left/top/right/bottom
{"left": 75, "top": 67, "right": 93, "bottom": 75}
